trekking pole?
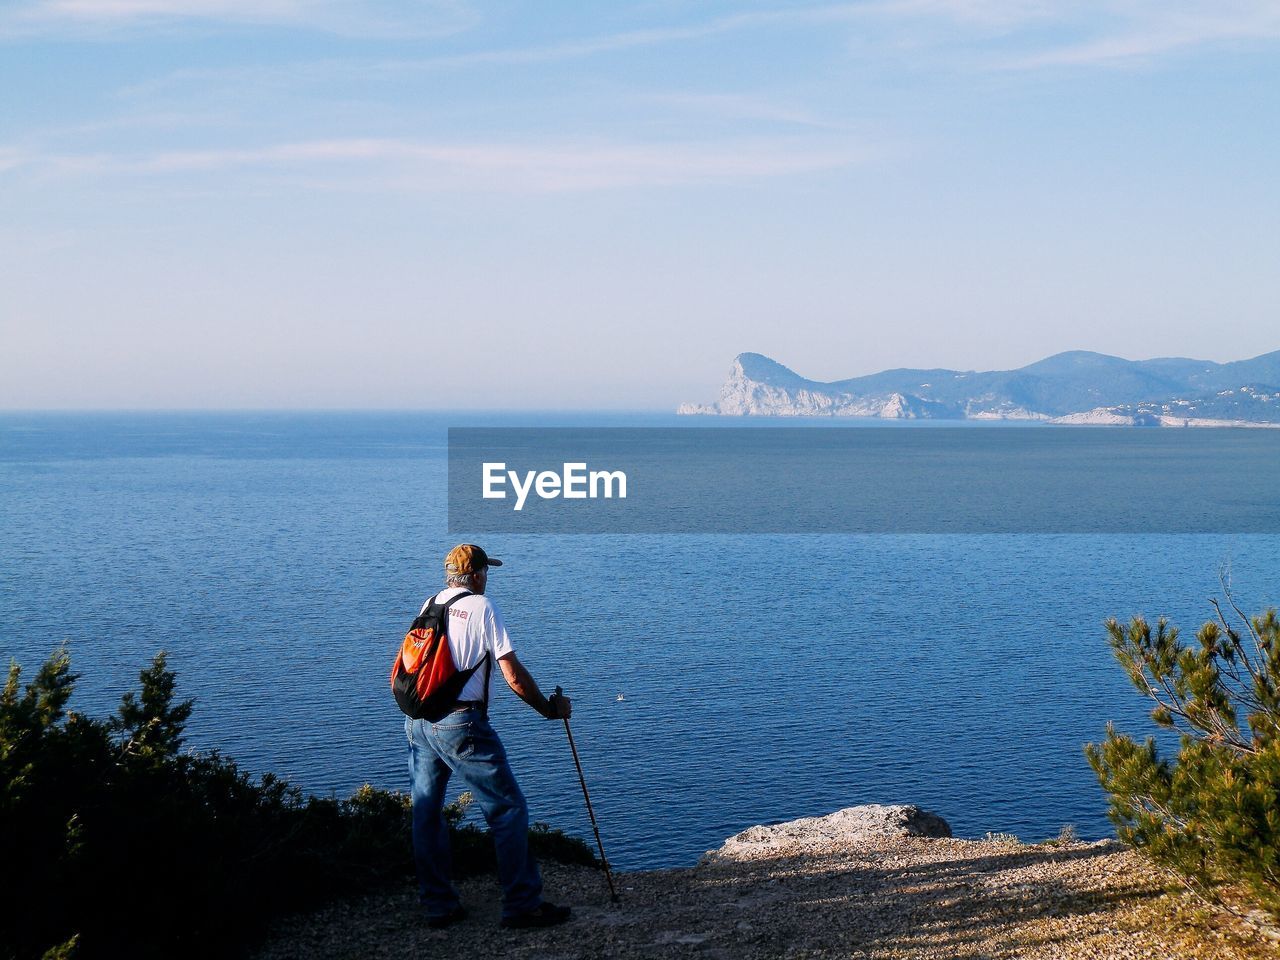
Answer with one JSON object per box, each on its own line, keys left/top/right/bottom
{"left": 554, "top": 686, "right": 619, "bottom": 904}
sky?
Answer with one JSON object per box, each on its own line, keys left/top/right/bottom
{"left": 1, "top": 1, "right": 1278, "bottom": 410}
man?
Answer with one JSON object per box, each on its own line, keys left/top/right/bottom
{"left": 405, "top": 543, "right": 573, "bottom": 930}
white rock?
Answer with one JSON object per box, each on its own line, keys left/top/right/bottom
{"left": 1049, "top": 408, "right": 1135, "bottom": 425}
{"left": 702, "top": 804, "right": 952, "bottom": 864}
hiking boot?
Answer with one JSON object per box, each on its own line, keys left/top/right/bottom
{"left": 500, "top": 901, "right": 572, "bottom": 929}
{"left": 425, "top": 905, "right": 467, "bottom": 929}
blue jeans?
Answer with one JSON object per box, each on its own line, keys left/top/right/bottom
{"left": 406, "top": 708, "right": 543, "bottom": 918}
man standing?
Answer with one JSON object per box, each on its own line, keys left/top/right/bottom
{"left": 405, "top": 543, "right": 573, "bottom": 929}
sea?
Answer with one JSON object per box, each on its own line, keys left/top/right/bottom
{"left": 2, "top": 411, "right": 1277, "bottom": 870}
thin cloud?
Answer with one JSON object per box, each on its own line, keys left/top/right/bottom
{"left": 1, "top": 0, "right": 478, "bottom": 38}
{"left": 640, "top": 93, "right": 856, "bottom": 132}
{"left": 1, "top": 136, "right": 874, "bottom": 192}
{"left": 0, "top": 147, "right": 29, "bottom": 174}
{"left": 845, "top": 0, "right": 1280, "bottom": 69}
{"left": 999, "top": 5, "right": 1280, "bottom": 68}
{"left": 866, "top": 0, "right": 1058, "bottom": 28}
{"left": 108, "top": 0, "right": 1280, "bottom": 107}
{"left": 38, "top": 0, "right": 300, "bottom": 16}
{"left": 5, "top": 1, "right": 877, "bottom": 49}
{"left": 412, "top": 4, "right": 873, "bottom": 67}
{"left": 111, "top": 4, "right": 872, "bottom": 101}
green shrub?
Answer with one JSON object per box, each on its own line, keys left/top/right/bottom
{"left": 0, "top": 648, "right": 596, "bottom": 960}
{"left": 1085, "top": 601, "right": 1280, "bottom": 920}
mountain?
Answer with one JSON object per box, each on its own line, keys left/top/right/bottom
{"left": 677, "top": 350, "right": 1280, "bottom": 424}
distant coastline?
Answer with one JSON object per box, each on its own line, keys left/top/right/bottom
{"left": 1050, "top": 411, "right": 1280, "bottom": 429}
{"left": 679, "top": 350, "right": 1280, "bottom": 426}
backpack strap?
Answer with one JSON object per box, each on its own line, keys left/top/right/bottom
{"left": 429, "top": 588, "right": 472, "bottom": 613}
{"left": 479, "top": 652, "right": 493, "bottom": 715}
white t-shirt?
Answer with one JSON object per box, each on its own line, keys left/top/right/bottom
{"left": 421, "top": 587, "right": 514, "bottom": 704}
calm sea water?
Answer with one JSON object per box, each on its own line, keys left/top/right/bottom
{"left": 2, "top": 412, "right": 1277, "bottom": 870}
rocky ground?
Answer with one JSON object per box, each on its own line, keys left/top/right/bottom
{"left": 254, "top": 805, "right": 1278, "bottom": 960}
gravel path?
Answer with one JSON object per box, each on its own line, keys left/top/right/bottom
{"left": 255, "top": 808, "right": 1277, "bottom": 960}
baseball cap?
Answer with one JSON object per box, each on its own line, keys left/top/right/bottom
{"left": 444, "top": 543, "right": 503, "bottom": 575}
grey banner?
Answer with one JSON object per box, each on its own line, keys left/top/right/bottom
{"left": 447, "top": 426, "right": 1280, "bottom": 534}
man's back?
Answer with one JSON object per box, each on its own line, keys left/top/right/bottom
{"left": 422, "top": 587, "right": 514, "bottom": 703}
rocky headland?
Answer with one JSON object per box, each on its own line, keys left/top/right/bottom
{"left": 254, "top": 805, "right": 1277, "bottom": 959}
{"left": 678, "top": 351, "right": 1280, "bottom": 425}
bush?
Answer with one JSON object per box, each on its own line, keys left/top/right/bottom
{"left": 0, "top": 648, "right": 596, "bottom": 960}
{"left": 1085, "top": 599, "right": 1280, "bottom": 921}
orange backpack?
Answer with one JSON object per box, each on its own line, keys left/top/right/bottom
{"left": 391, "top": 591, "right": 490, "bottom": 720}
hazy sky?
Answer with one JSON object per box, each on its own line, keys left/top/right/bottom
{"left": 2, "top": 1, "right": 1278, "bottom": 409}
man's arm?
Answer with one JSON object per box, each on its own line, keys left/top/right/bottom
{"left": 499, "top": 652, "right": 571, "bottom": 719}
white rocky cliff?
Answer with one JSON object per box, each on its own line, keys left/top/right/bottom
{"left": 678, "top": 350, "right": 1280, "bottom": 424}
{"left": 677, "top": 355, "right": 951, "bottom": 418}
